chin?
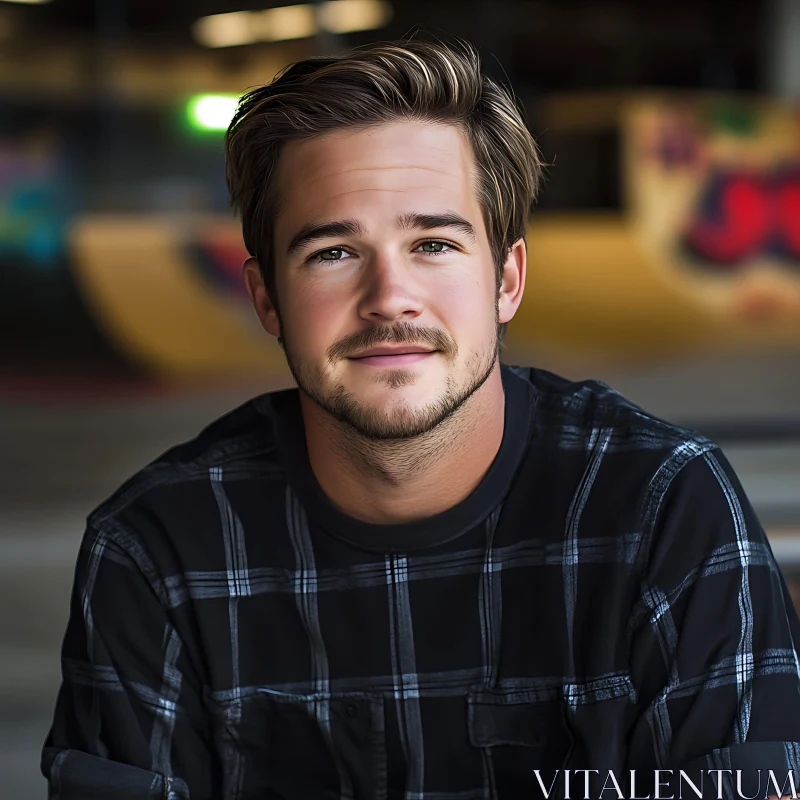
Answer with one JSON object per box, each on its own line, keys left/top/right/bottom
{"left": 356, "top": 371, "right": 442, "bottom": 401}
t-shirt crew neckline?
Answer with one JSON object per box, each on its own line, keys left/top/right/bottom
{"left": 272, "top": 364, "right": 536, "bottom": 553}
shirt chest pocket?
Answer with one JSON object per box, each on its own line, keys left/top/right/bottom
{"left": 468, "top": 691, "right": 574, "bottom": 799}
{"left": 217, "top": 690, "right": 386, "bottom": 800}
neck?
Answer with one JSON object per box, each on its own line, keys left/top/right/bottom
{"left": 299, "top": 365, "right": 506, "bottom": 524}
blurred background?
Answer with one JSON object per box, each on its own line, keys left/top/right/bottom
{"left": 1, "top": 0, "right": 799, "bottom": 794}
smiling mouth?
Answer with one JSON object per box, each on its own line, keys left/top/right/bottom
{"left": 349, "top": 351, "right": 437, "bottom": 366}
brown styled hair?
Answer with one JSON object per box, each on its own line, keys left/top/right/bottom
{"left": 224, "top": 37, "right": 543, "bottom": 342}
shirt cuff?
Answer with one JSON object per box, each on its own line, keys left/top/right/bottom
{"left": 42, "top": 747, "right": 190, "bottom": 800}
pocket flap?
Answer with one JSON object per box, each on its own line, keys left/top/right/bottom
{"left": 468, "top": 692, "right": 569, "bottom": 749}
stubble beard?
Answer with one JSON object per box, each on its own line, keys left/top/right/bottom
{"left": 282, "top": 321, "right": 500, "bottom": 442}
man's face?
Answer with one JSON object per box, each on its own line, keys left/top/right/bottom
{"left": 265, "top": 120, "right": 508, "bottom": 440}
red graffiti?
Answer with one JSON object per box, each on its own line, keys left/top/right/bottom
{"left": 683, "top": 168, "right": 800, "bottom": 264}
{"left": 776, "top": 175, "right": 800, "bottom": 258}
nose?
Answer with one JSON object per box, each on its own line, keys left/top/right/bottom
{"left": 355, "top": 250, "right": 424, "bottom": 323}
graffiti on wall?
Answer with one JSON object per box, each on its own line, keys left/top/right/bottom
{"left": 0, "top": 133, "right": 72, "bottom": 269}
{"left": 629, "top": 98, "right": 800, "bottom": 321}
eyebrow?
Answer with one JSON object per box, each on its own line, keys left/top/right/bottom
{"left": 285, "top": 211, "right": 476, "bottom": 257}
{"left": 396, "top": 212, "right": 476, "bottom": 242}
{"left": 286, "top": 219, "right": 366, "bottom": 257}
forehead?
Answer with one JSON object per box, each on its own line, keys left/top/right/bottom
{"left": 274, "top": 121, "right": 480, "bottom": 229}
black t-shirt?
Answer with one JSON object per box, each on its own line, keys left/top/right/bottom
{"left": 43, "top": 364, "right": 800, "bottom": 800}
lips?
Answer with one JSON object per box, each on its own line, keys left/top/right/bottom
{"left": 348, "top": 348, "right": 437, "bottom": 367}
{"left": 350, "top": 346, "right": 435, "bottom": 359}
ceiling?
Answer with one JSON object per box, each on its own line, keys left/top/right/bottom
{"left": 2, "top": 0, "right": 772, "bottom": 93}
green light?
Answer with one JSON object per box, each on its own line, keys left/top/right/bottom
{"left": 187, "top": 94, "right": 239, "bottom": 131}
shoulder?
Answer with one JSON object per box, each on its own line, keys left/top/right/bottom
{"left": 505, "top": 364, "right": 734, "bottom": 553}
{"left": 506, "top": 362, "right": 715, "bottom": 460}
{"left": 84, "top": 387, "right": 295, "bottom": 543}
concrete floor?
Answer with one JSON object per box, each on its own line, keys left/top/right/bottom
{"left": 2, "top": 351, "right": 799, "bottom": 796}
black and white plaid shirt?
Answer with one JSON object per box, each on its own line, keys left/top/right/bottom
{"left": 42, "top": 364, "right": 800, "bottom": 799}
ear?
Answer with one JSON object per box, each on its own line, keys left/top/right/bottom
{"left": 243, "top": 257, "right": 281, "bottom": 338}
{"left": 497, "top": 237, "right": 526, "bottom": 325}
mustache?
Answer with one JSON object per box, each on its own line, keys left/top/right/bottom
{"left": 327, "top": 321, "right": 457, "bottom": 362}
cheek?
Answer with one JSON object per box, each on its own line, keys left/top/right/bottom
{"left": 432, "top": 275, "right": 496, "bottom": 332}
{"left": 283, "top": 281, "right": 351, "bottom": 350}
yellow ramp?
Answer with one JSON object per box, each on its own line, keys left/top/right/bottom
{"left": 508, "top": 214, "right": 800, "bottom": 361}
{"left": 69, "top": 215, "right": 284, "bottom": 377}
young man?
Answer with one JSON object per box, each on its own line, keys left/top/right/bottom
{"left": 43, "top": 39, "right": 800, "bottom": 800}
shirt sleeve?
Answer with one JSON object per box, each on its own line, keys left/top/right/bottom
{"left": 41, "top": 523, "right": 218, "bottom": 800}
{"left": 626, "top": 445, "right": 800, "bottom": 783}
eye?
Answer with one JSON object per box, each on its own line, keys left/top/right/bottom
{"left": 310, "top": 247, "right": 351, "bottom": 263}
{"left": 416, "top": 240, "right": 453, "bottom": 255}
